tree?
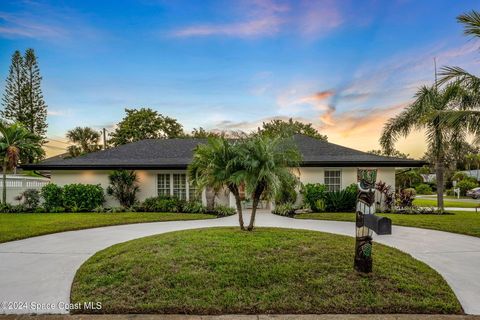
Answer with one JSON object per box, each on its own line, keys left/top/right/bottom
{"left": 188, "top": 127, "right": 220, "bottom": 138}
{"left": 188, "top": 137, "right": 246, "bottom": 229}
{"left": 380, "top": 83, "right": 479, "bottom": 213}
{"left": 109, "top": 108, "right": 184, "bottom": 146}
{"left": 0, "top": 122, "right": 43, "bottom": 204}
{"left": 367, "top": 149, "right": 410, "bottom": 159}
{"left": 257, "top": 118, "right": 327, "bottom": 141}
{"left": 1, "top": 51, "right": 25, "bottom": 126}
{"left": 1, "top": 49, "right": 47, "bottom": 163}
{"left": 106, "top": 170, "right": 140, "bottom": 208}
{"left": 237, "top": 135, "right": 301, "bottom": 230}
{"left": 66, "top": 127, "right": 102, "bottom": 157}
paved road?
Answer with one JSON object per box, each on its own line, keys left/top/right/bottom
{"left": 1, "top": 212, "right": 479, "bottom": 315}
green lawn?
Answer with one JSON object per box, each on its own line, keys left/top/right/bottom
{"left": 71, "top": 228, "right": 461, "bottom": 314}
{"left": 413, "top": 198, "right": 479, "bottom": 208}
{"left": 0, "top": 212, "right": 215, "bottom": 243}
{"left": 297, "top": 211, "right": 480, "bottom": 238}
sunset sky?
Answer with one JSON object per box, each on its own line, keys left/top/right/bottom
{"left": 1, "top": 0, "right": 479, "bottom": 158}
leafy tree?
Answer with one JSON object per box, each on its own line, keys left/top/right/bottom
{"left": 380, "top": 83, "right": 479, "bottom": 213}
{"left": 0, "top": 122, "right": 43, "bottom": 204}
{"left": 188, "top": 137, "right": 246, "bottom": 229}
{"left": 66, "top": 126, "right": 102, "bottom": 157}
{"left": 106, "top": 170, "right": 140, "bottom": 208}
{"left": 367, "top": 149, "right": 410, "bottom": 159}
{"left": 236, "top": 135, "right": 301, "bottom": 230}
{"left": 109, "top": 108, "right": 184, "bottom": 146}
{"left": 188, "top": 127, "right": 220, "bottom": 138}
{"left": 257, "top": 118, "right": 327, "bottom": 140}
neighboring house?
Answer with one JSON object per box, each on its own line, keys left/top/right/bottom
{"left": 22, "top": 135, "right": 425, "bottom": 208}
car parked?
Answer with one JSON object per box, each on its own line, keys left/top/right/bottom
{"left": 466, "top": 187, "right": 480, "bottom": 199}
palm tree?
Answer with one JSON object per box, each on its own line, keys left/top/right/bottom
{"left": 0, "top": 122, "right": 43, "bottom": 204}
{"left": 66, "top": 126, "right": 101, "bottom": 157}
{"left": 106, "top": 170, "right": 140, "bottom": 208}
{"left": 380, "top": 83, "right": 479, "bottom": 213}
{"left": 188, "top": 137, "right": 247, "bottom": 230}
{"left": 236, "top": 135, "right": 301, "bottom": 230}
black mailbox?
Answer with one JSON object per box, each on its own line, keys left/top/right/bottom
{"left": 363, "top": 214, "right": 392, "bottom": 235}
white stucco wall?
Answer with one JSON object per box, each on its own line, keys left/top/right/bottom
{"left": 51, "top": 167, "right": 397, "bottom": 208}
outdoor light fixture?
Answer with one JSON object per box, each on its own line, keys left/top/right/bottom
{"left": 354, "top": 169, "right": 392, "bottom": 273}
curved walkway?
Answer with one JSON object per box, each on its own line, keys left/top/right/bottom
{"left": 0, "top": 212, "right": 479, "bottom": 315}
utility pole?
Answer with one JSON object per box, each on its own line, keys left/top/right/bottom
{"left": 102, "top": 128, "right": 107, "bottom": 150}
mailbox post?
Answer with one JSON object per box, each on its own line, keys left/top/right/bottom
{"left": 354, "top": 169, "right": 392, "bottom": 273}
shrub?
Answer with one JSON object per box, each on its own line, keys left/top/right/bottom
{"left": 41, "top": 183, "right": 64, "bottom": 210}
{"left": 212, "top": 205, "right": 235, "bottom": 217}
{"left": 183, "top": 201, "right": 207, "bottom": 214}
{"left": 63, "top": 184, "right": 105, "bottom": 212}
{"left": 141, "top": 196, "right": 185, "bottom": 212}
{"left": 272, "top": 203, "right": 296, "bottom": 216}
{"left": 301, "top": 183, "right": 328, "bottom": 211}
{"left": 415, "top": 183, "right": 433, "bottom": 195}
{"left": 275, "top": 179, "right": 298, "bottom": 205}
{"left": 456, "top": 179, "right": 478, "bottom": 196}
{"left": 397, "top": 188, "right": 416, "bottom": 208}
{"left": 324, "top": 187, "right": 357, "bottom": 212}
{"left": 376, "top": 181, "right": 394, "bottom": 212}
{"left": 22, "top": 189, "right": 41, "bottom": 210}
{"left": 106, "top": 170, "right": 140, "bottom": 208}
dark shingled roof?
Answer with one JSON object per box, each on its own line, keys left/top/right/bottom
{"left": 22, "top": 134, "right": 426, "bottom": 170}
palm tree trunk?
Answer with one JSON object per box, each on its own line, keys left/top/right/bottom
{"left": 436, "top": 160, "right": 445, "bottom": 214}
{"left": 229, "top": 185, "right": 245, "bottom": 230}
{"left": 247, "top": 185, "right": 264, "bottom": 231}
{"left": 2, "top": 164, "right": 7, "bottom": 205}
{"left": 247, "top": 196, "right": 260, "bottom": 231}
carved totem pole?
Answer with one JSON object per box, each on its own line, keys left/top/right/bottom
{"left": 354, "top": 169, "right": 392, "bottom": 273}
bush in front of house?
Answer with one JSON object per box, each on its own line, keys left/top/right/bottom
{"left": 272, "top": 203, "right": 296, "bottom": 216}
{"left": 415, "top": 183, "right": 433, "bottom": 195}
{"left": 397, "top": 188, "right": 416, "bottom": 209}
{"left": 41, "top": 183, "right": 64, "bottom": 210}
{"left": 275, "top": 177, "right": 298, "bottom": 205}
{"left": 456, "top": 179, "right": 478, "bottom": 196}
{"left": 300, "top": 183, "right": 328, "bottom": 211}
{"left": 106, "top": 170, "right": 140, "bottom": 208}
{"left": 211, "top": 204, "right": 236, "bottom": 217}
{"left": 324, "top": 184, "right": 358, "bottom": 212}
{"left": 62, "top": 184, "right": 105, "bottom": 212}
{"left": 141, "top": 195, "right": 185, "bottom": 212}
{"left": 20, "top": 189, "right": 41, "bottom": 210}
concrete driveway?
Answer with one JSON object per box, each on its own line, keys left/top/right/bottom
{"left": 0, "top": 212, "right": 479, "bottom": 315}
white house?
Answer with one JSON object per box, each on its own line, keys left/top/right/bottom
{"left": 23, "top": 135, "right": 425, "bottom": 208}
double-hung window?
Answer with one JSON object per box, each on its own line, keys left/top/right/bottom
{"left": 173, "top": 173, "right": 187, "bottom": 200}
{"left": 157, "top": 174, "right": 170, "bottom": 196}
{"left": 324, "top": 170, "right": 341, "bottom": 191}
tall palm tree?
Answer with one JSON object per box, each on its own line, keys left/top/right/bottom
{"left": 380, "top": 83, "right": 479, "bottom": 213}
{"left": 236, "top": 135, "right": 301, "bottom": 230}
{"left": 188, "top": 137, "right": 247, "bottom": 230}
{"left": 0, "top": 122, "right": 43, "bottom": 204}
{"left": 66, "top": 126, "right": 101, "bottom": 157}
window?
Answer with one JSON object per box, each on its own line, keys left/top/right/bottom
{"left": 157, "top": 174, "right": 170, "bottom": 196}
{"left": 324, "top": 170, "right": 341, "bottom": 191}
{"left": 173, "top": 173, "right": 187, "bottom": 200}
{"left": 188, "top": 181, "right": 199, "bottom": 201}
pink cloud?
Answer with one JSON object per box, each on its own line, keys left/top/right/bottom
{"left": 297, "top": 0, "right": 343, "bottom": 37}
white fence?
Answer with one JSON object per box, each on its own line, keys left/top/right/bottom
{"left": 0, "top": 175, "right": 50, "bottom": 204}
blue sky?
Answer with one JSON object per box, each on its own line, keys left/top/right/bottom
{"left": 0, "top": 0, "right": 479, "bottom": 157}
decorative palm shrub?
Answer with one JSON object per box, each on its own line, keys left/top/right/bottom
{"left": 106, "top": 170, "right": 140, "bottom": 208}
{"left": 324, "top": 184, "right": 357, "bottom": 212}
{"left": 272, "top": 203, "right": 296, "bottom": 216}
